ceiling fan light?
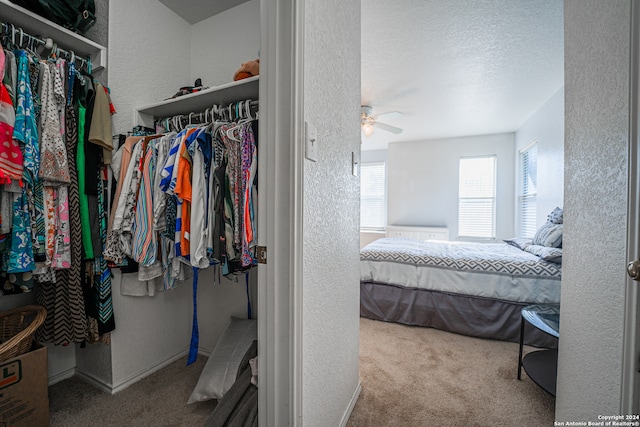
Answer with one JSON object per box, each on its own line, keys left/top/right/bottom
{"left": 362, "top": 123, "right": 375, "bottom": 137}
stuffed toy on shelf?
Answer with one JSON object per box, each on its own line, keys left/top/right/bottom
{"left": 233, "top": 59, "right": 260, "bottom": 81}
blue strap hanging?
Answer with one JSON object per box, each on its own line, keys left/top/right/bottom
{"left": 245, "top": 272, "right": 252, "bottom": 319}
{"left": 187, "top": 267, "right": 199, "bottom": 365}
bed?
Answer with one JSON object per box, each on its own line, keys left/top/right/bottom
{"left": 360, "top": 233, "right": 562, "bottom": 348}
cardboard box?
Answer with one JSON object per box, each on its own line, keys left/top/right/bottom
{"left": 0, "top": 342, "right": 49, "bottom": 427}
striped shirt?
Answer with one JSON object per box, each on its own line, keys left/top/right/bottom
{"left": 131, "top": 138, "right": 158, "bottom": 266}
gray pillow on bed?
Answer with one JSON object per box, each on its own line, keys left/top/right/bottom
{"left": 532, "top": 223, "right": 563, "bottom": 248}
{"left": 547, "top": 207, "right": 564, "bottom": 224}
{"left": 503, "top": 238, "right": 532, "bottom": 251}
{"left": 523, "top": 245, "right": 562, "bottom": 264}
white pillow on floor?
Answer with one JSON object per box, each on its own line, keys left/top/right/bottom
{"left": 188, "top": 317, "right": 257, "bottom": 403}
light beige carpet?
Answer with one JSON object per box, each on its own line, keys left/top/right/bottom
{"left": 347, "top": 318, "right": 555, "bottom": 427}
{"left": 49, "top": 355, "right": 216, "bottom": 426}
{"left": 49, "top": 319, "right": 555, "bottom": 426}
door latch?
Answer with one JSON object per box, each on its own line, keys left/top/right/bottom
{"left": 257, "top": 246, "right": 267, "bottom": 264}
{"left": 627, "top": 260, "right": 640, "bottom": 281}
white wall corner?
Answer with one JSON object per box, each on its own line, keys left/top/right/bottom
{"left": 340, "top": 382, "right": 362, "bottom": 427}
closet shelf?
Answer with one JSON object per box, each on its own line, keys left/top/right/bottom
{"left": 0, "top": 0, "right": 107, "bottom": 71}
{"left": 135, "top": 76, "right": 259, "bottom": 128}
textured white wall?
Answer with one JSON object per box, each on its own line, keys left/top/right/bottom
{"left": 109, "top": 0, "right": 192, "bottom": 136}
{"left": 361, "top": 149, "right": 387, "bottom": 163}
{"left": 303, "top": 0, "right": 362, "bottom": 424}
{"left": 558, "top": 0, "right": 630, "bottom": 419}
{"left": 387, "top": 133, "right": 515, "bottom": 240}
{"left": 108, "top": 269, "right": 250, "bottom": 387}
{"left": 515, "top": 86, "right": 565, "bottom": 228}
{"left": 190, "top": 0, "right": 260, "bottom": 87}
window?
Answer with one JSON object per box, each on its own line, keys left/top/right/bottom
{"left": 458, "top": 156, "right": 497, "bottom": 239}
{"left": 518, "top": 143, "right": 538, "bottom": 238}
{"left": 360, "top": 162, "right": 386, "bottom": 229}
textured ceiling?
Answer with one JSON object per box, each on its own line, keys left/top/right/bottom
{"left": 157, "top": 0, "right": 249, "bottom": 24}
{"left": 361, "top": 0, "right": 564, "bottom": 150}
{"left": 155, "top": 0, "right": 564, "bottom": 151}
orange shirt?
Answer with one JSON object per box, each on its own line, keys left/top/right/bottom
{"left": 174, "top": 130, "right": 194, "bottom": 257}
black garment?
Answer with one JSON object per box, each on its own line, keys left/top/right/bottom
{"left": 76, "top": 72, "right": 101, "bottom": 196}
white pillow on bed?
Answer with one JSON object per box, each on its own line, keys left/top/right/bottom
{"left": 523, "top": 245, "right": 562, "bottom": 264}
{"left": 188, "top": 317, "right": 257, "bottom": 403}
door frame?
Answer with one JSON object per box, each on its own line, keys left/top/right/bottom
{"left": 258, "top": 0, "right": 305, "bottom": 425}
{"left": 622, "top": 0, "right": 640, "bottom": 415}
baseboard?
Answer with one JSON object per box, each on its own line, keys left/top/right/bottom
{"left": 110, "top": 347, "right": 190, "bottom": 394}
{"left": 56, "top": 346, "right": 211, "bottom": 394}
{"left": 75, "top": 368, "right": 114, "bottom": 394}
{"left": 74, "top": 347, "right": 191, "bottom": 395}
{"left": 198, "top": 346, "right": 213, "bottom": 357}
{"left": 48, "top": 367, "right": 76, "bottom": 386}
{"left": 340, "top": 381, "right": 362, "bottom": 427}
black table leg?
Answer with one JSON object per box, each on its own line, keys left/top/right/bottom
{"left": 518, "top": 315, "right": 525, "bottom": 380}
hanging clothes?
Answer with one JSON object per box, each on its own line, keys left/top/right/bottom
{"left": 36, "top": 75, "right": 89, "bottom": 345}
{"left": 109, "top": 109, "right": 259, "bottom": 286}
{"left": 0, "top": 16, "right": 117, "bottom": 342}
{"left": 0, "top": 48, "right": 18, "bottom": 184}
{"left": 75, "top": 73, "right": 94, "bottom": 260}
{"left": 14, "top": 49, "right": 38, "bottom": 187}
{"left": 38, "top": 61, "right": 70, "bottom": 185}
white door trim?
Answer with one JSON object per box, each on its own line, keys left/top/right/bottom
{"left": 258, "top": 0, "right": 305, "bottom": 425}
{"left": 622, "top": 0, "right": 640, "bottom": 415}
{"left": 291, "top": 0, "right": 305, "bottom": 424}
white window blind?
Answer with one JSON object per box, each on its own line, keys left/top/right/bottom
{"left": 518, "top": 143, "right": 538, "bottom": 238}
{"left": 458, "top": 156, "right": 497, "bottom": 239}
{"left": 360, "top": 162, "right": 386, "bottom": 229}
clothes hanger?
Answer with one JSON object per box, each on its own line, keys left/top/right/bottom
{"left": 244, "top": 100, "right": 252, "bottom": 120}
{"left": 47, "top": 42, "right": 58, "bottom": 61}
{"left": 173, "top": 115, "right": 184, "bottom": 132}
{"left": 10, "top": 24, "right": 16, "bottom": 50}
{"left": 224, "top": 121, "right": 245, "bottom": 142}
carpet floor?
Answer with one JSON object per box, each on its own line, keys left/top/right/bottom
{"left": 49, "top": 318, "right": 556, "bottom": 426}
{"left": 49, "top": 355, "right": 216, "bottom": 426}
{"left": 347, "top": 317, "right": 556, "bottom": 427}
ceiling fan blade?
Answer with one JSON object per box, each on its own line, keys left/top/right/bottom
{"left": 374, "top": 111, "right": 403, "bottom": 121}
{"left": 374, "top": 121, "right": 403, "bottom": 134}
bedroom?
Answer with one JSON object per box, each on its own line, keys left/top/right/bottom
{"left": 358, "top": 3, "right": 564, "bottom": 276}
{"left": 361, "top": 1, "right": 635, "bottom": 420}
{"left": 359, "top": 0, "right": 564, "bottom": 247}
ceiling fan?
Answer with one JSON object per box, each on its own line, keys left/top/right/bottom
{"left": 360, "top": 105, "right": 403, "bottom": 137}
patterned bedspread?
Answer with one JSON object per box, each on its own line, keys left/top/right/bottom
{"left": 360, "top": 238, "right": 561, "bottom": 279}
{"left": 360, "top": 238, "right": 561, "bottom": 304}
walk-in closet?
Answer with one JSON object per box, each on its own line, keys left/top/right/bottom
{"left": 0, "top": 0, "right": 363, "bottom": 425}
{"left": 0, "top": 0, "right": 267, "bottom": 424}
